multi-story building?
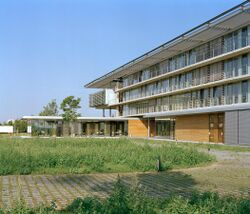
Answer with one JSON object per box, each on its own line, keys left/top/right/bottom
{"left": 85, "top": 1, "right": 250, "bottom": 145}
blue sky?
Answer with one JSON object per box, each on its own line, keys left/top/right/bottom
{"left": 0, "top": 0, "right": 244, "bottom": 122}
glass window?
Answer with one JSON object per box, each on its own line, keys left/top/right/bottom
{"left": 213, "top": 86, "right": 223, "bottom": 105}
{"left": 242, "top": 81, "right": 248, "bottom": 103}
{"left": 242, "top": 54, "right": 248, "bottom": 75}
{"left": 242, "top": 27, "right": 248, "bottom": 47}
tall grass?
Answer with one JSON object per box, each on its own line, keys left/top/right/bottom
{"left": 0, "top": 137, "right": 214, "bottom": 175}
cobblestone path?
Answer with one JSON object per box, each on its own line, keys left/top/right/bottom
{"left": 0, "top": 150, "right": 250, "bottom": 209}
{"left": 0, "top": 171, "right": 197, "bottom": 209}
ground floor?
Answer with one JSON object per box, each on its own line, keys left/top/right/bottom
{"left": 23, "top": 109, "right": 250, "bottom": 145}
{"left": 128, "top": 109, "right": 250, "bottom": 145}
{"left": 26, "top": 118, "right": 128, "bottom": 137}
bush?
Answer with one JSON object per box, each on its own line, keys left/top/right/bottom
{"left": 66, "top": 177, "right": 157, "bottom": 214}
{"left": 66, "top": 179, "right": 250, "bottom": 214}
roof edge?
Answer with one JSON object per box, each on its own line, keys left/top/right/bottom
{"left": 84, "top": 0, "right": 250, "bottom": 89}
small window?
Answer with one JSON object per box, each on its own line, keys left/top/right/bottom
{"left": 242, "top": 54, "right": 248, "bottom": 75}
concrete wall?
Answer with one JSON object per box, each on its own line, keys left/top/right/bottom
{"left": 0, "top": 126, "right": 14, "bottom": 133}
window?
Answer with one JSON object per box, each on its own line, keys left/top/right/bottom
{"left": 242, "top": 54, "right": 248, "bottom": 75}
{"left": 225, "top": 58, "right": 239, "bottom": 78}
{"left": 233, "top": 83, "right": 240, "bottom": 103}
{"left": 213, "top": 86, "right": 223, "bottom": 105}
{"left": 225, "top": 84, "right": 233, "bottom": 104}
{"left": 242, "top": 27, "right": 248, "bottom": 47}
{"left": 242, "top": 81, "right": 248, "bottom": 103}
{"left": 224, "top": 31, "right": 239, "bottom": 52}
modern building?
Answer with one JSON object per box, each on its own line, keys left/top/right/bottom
{"left": 23, "top": 116, "right": 132, "bottom": 137}
{"left": 85, "top": 1, "right": 250, "bottom": 145}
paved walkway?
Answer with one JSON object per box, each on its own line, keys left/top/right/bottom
{"left": 0, "top": 171, "right": 197, "bottom": 209}
{"left": 0, "top": 150, "right": 250, "bottom": 209}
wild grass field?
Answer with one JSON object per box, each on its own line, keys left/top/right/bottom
{"left": 0, "top": 137, "right": 214, "bottom": 175}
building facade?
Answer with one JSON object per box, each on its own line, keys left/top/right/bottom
{"left": 85, "top": 1, "right": 250, "bottom": 145}
{"left": 23, "top": 116, "right": 130, "bottom": 137}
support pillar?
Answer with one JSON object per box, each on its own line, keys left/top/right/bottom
{"left": 147, "top": 118, "right": 150, "bottom": 138}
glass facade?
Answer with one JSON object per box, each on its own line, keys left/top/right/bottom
{"left": 119, "top": 25, "right": 250, "bottom": 116}
{"left": 122, "top": 54, "right": 249, "bottom": 102}
{"left": 29, "top": 120, "right": 128, "bottom": 137}
{"left": 122, "top": 26, "right": 250, "bottom": 88}
{"left": 155, "top": 119, "right": 175, "bottom": 139}
{"left": 123, "top": 81, "right": 250, "bottom": 116}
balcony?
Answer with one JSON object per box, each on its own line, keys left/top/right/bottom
{"left": 89, "top": 89, "right": 118, "bottom": 109}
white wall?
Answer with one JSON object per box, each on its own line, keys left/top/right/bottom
{"left": 0, "top": 126, "right": 14, "bottom": 133}
{"left": 105, "top": 89, "right": 118, "bottom": 105}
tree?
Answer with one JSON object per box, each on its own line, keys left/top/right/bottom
{"left": 39, "top": 99, "right": 59, "bottom": 116}
{"left": 60, "top": 96, "right": 81, "bottom": 136}
{"left": 14, "top": 120, "right": 27, "bottom": 133}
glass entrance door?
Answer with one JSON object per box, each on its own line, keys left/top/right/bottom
{"left": 156, "top": 119, "right": 175, "bottom": 139}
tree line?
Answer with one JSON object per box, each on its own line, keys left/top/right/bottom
{"left": 1, "top": 96, "right": 81, "bottom": 134}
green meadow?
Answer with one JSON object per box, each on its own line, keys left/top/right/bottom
{"left": 0, "top": 137, "right": 213, "bottom": 175}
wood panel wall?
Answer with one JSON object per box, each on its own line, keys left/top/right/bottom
{"left": 175, "top": 114, "right": 209, "bottom": 142}
{"left": 128, "top": 119, "right": 148, "bottom": 137}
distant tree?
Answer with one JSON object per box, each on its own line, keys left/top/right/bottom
{"left": 39, "top": 99, "right": 59, "bottom": 116}
{"left": 60, "top": 96, "right": 81, "bottom": 135}
{"left": 14, "top": 120, "right": 27, "bottom": 133}
{"left": 7, "top": 120, "right": 13, "bottom": 126}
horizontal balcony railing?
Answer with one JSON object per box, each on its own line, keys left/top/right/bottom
{"left": 116, "top": 74, "right": 250, "bottom": 106}
{"left": 117, "top": 43, "right": 250, "bottom": 92}
{"left": 122, "top": 96, "right": 249, "bottom": 116}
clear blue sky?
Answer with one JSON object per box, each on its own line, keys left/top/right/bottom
{"left": 0, "top": 0, "right": 244, "bottom": 122}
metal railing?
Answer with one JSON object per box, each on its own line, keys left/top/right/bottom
{"left": 123, "top": 96, "right": 249, "bottom": 116}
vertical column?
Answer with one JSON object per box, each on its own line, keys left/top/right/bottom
{"left": 147, "top": 118, "right": 150, "bottom": 138}
{"left": 86, "top": 123, "right": 91, "bottom": 136}
{"left": 248, "top": 80, "right": 250, "bottom": 102}
{"left": 248, "top": 26, "right": 250, "bottom": 47}
{"left": 104, "top": 122, "right": 111, "bottom": 136}
{"left": 95, "top": 123, "right": 99, "bottom": 135}
{"left": 77, "top": 122, "right": 82, "bottom": 136}
{"left": 247, "top": 53, "right": 250, "bottom": 75}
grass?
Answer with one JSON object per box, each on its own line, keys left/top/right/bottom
{"left": 136, "top": 138, "right": 250, "bottom": 152}
{"left": 188, "top": 142, "right": 250, "bottom": 152}
{"left": 0, "top": 179, "right": 250, "bottom": 213}
{"left": 0, "top": 137, "right": 214, "bottom": 175}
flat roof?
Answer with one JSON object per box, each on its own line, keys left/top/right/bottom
{"left": 22, "top": 116, "right": 139, "bottom": 121}
{"left": 85, "top": 1, "right": 250, "bottom": 89}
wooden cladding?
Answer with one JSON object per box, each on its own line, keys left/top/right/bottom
{"left": 175, "top": 114, "right": 210, "bottom": 142}
{"left": 128, "top": 119, "right": 156, "bottom": 138}
{"left": 175, "top": 113, "right": 224, "bottom": 143}
{"left": 128, "top": 119, "right": 148, "bottom": 137}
